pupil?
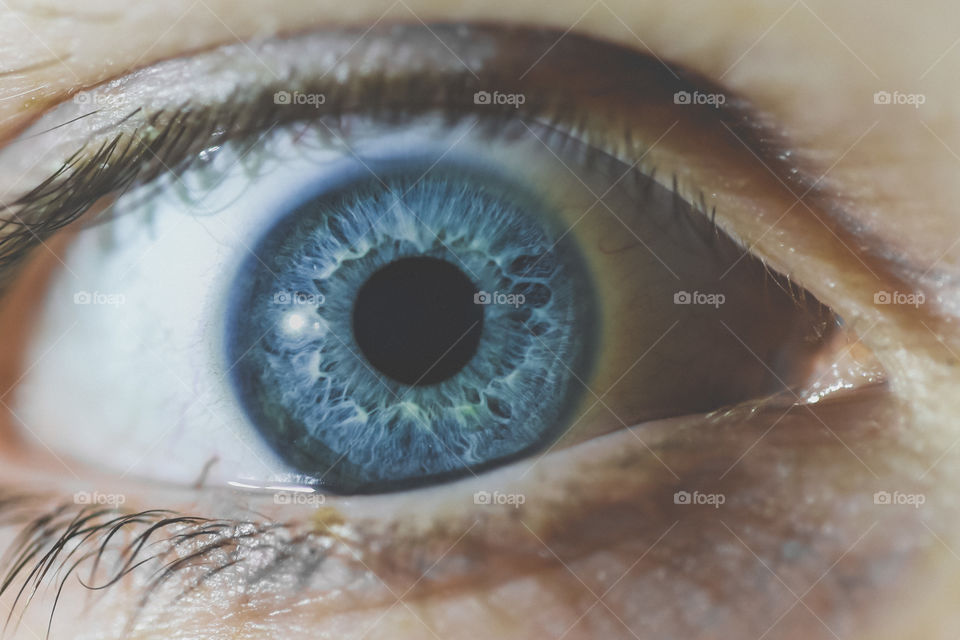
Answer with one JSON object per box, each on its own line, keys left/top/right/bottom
{"left": 352, "top": 256, "right": 484, "bottom": 386}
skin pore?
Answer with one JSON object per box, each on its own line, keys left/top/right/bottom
{"left": 1, "top": 0, "right": 960, "bottom": 638}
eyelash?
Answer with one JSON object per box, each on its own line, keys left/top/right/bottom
{"left": 0, "top": 63, "right": 730, "bottom": 288}
{"left": 0, "top": 491, "right": 342, "bottom": 638}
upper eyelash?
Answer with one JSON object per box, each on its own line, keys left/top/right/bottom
{"left": 0, "top": 47, "right": 746, "bottom": 290}
{"left": 0, "top": 22, "right": 823, "bottom": 297}
{"left": 0, "top": 79, "right": 552, "bottom": 277}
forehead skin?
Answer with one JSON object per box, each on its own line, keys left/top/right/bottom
{"left": 1, "top": 1, "right": 960, "bottom": 639}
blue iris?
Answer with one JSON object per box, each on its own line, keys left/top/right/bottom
{"left": 227, "top": 160, "right": 596, "bottom": 493}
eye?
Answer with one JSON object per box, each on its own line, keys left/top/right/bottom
{"left": 223, "top": 157, "right": 599, "bottom": 493}
{"left": 0, "top": 26, "right": 868, "bottom": 496}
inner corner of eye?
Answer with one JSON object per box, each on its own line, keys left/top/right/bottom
{"left": 0, "top": 34, "right": 869, "bottom": 496}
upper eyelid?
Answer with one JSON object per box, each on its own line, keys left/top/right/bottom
{"left": 3, "top": 24, "right": 916, "bottom": 328}
{"left": 0, "top": 25, "right": 796, "bottom": 284}
{"left": 0, "top": 19, "right": 910, "bottom": 304}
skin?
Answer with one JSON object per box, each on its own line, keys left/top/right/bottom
{"left": 0, "top": 0, "right": 959, "bottom": 638}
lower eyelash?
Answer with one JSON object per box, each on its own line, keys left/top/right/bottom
{"left": 0, "top": 484, "right": 561, "bottom": 638}
{"left": 0, "top": 493, "right": 313, "bottom": 638}
{"left": 1, "top": 490, "right": 505, "bottom": 638}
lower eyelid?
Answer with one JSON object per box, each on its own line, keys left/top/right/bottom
{"left": 226, "top": 388, "right": 892, "bottom": 570}
{"left": 364, "top": 383, "right": 894, "bottom": 576}
{"left": 0, "top": 382, "right": 895, "bottom": 638}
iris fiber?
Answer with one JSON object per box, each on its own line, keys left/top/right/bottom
{"left": 227, "top": 162, "right": 596, "bottom": 492}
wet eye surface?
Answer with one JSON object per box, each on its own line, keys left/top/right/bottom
{"left": 0, "top": 25, "right": 865, "bottom": 499}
